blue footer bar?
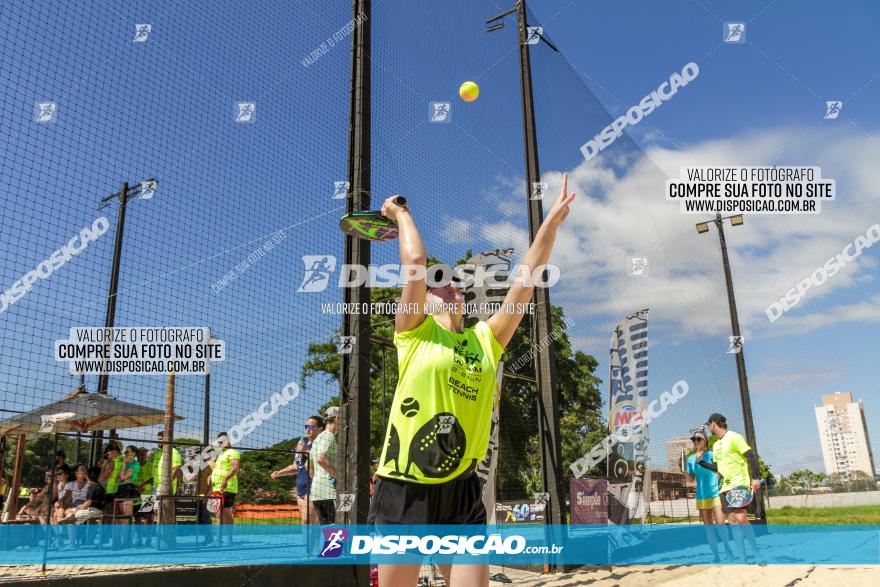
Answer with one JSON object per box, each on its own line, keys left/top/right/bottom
{"left": 0, "top": 524, "right": 877, "bottom": 565}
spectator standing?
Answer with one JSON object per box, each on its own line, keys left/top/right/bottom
{"left": 271, "top": 415, "right": 323, "bottom": 524}
{"left": 310, "top": 407, "right": 339, "bottom": 525}
{"left": 99, "top": 442, "right": 123, "bottom": 518}
{"left": 208, "top": 432, "right": 240, "bottom": 545}
{"left": 54, "top": 451, "right": 72, "bottom": 478}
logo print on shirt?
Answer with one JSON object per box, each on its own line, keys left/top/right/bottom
{"left": 407, "top": 413, "right": 467, "bottom": 478}
{"left": 437, "top": 415, "right": 456, "bottom": 434}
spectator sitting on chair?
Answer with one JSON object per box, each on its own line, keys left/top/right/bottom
{"left": 59, "top": 465, "right": 103, "bottom": 522}
{"left": 16, "top": 487, "right": 43, "bottom": 521}
{"left": 50, "top": 468, "right": 71, "bottom": 525}
{"left": 22, "top": 469, "right": 64, "bottom": 525}
{"left": 55, "top": 464, "right": 103, "bottom": 548}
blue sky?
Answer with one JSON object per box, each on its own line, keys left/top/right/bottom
{"left": 0, "top": 0, "right": 877, "bottom": 477}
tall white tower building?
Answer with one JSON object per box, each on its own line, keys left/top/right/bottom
{"left": 815, "top": 392, "right": 876, "bottom": 481}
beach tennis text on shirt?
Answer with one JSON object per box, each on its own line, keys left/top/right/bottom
{"left": 54, "top": 327, "right": 224, "bottom": 375}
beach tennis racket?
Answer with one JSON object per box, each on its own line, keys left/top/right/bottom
{"left": 206, "top": 491, "right": 224, "bottom": 514}
{"left": 339, "top": 196, "right": 407, "bottom": 241}
{"left": 724, "top": 486, "right": 754, "bottom": 509}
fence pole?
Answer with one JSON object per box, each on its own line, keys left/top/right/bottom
{"left": 158, "top": 372, "right": 176, "bottom": 547}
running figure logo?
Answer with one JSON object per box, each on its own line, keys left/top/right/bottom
{"left": 319, "top": 528, "right": 348, "bottom": 558}
{"left": 437, "top": 415, "right": 456, "bottom": 434}
{"left": 728, "top": 336, "right": 744, "bottom": 354}
{"left": 333, "top": 181, "right": 350, "bottom": 199}
{"left": 723, "top": 22, "right": 745, "bottom": 43}
{"left": 297, "top": 255, "right": 337, "bottom": 292}
{"left": 824, "top": 101, "right": 843, "bottom": 119}
{"left": 430, "top": 102, "right": 451, "bottom": 123}
{"left": 531, "top": 182, "right": 548, "bottom": 200}
{"left": 338, "top": 336, "right": 355, "bottom": 355}
{"left": 629, "top": 257, "right": 648, "bottom": 277}
{"left": 139, "top": 180, "right": 158, "bottom": 200}
{"left": 337, "top": 493, "right": 354, "bottom": 513}
{"left": 35, "top": 101, "right": 57, "bottom": 123}
{"left": 235, "top": 102, "right": 256, "bottom": 123}
{"left": 526, "top": 27, "right": 543, "bottom": 45}
{"left": 133, "top": 24, "right": 152, "bottom": 42}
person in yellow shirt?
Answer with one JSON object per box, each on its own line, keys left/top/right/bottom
{"left": 705, "top": 413, "right": 762, "bottom": 561}
{"left": 209, "top": 432, "right": 240, "bottom": 545}
{"left": 369, "top": 177, "right": 576, "bottom": 587}
{"left": 99, "top": 441, "right": 123, "bottom": 517}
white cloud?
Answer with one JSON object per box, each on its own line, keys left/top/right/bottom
{"left": 459, "top": 127, "right": 880, "bottom": 342}
{"left": 749, "top": 364, "right": 850, "bottom": 395}
{"left": 767, "top": 293, "right": 880, "bottom": 336}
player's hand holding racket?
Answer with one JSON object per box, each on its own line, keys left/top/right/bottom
{"left": 380, "top": 195, "right": 408, "bottom": 221}
{"left": 339, "top": 195, "right": 408, "bottom": 241}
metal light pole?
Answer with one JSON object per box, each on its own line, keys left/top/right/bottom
{"left": 487, "top": 1, "right": 565, "bottom": 569}
{"left": 696, "top": 213, "right": 765, "bottom": 521}
{"left": 203, "top": 329, "right": 214, "bottom": 448}
{"left": 88, "top": 179, "right": 157, "bottom": 466}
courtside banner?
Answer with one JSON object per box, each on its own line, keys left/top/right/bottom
{"left": 608, "top": 309, "right": 651, "bottom": 532}
{"left": 4, "top": 525, "right": 880, "bottom": 565}
{"left": 608, "top": 309, "right": 649, "bottom": 451}
{"left": 570, "top": 478, "right": 608, "bottom": 524}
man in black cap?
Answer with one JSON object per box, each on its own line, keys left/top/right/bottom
{"left": 702, "top": 413, "right": 761, "bottom": 560}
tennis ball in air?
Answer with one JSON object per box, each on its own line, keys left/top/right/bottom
{"left": 459, "top": 81, "right": 479, "bottom": 102}
{"left": 400, "top": 397, "right": 420, "bottom": 417}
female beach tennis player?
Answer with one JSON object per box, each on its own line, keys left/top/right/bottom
{"left": 368, "top": 174, "right": 575, "bottom": 587}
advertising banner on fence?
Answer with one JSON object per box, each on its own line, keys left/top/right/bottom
{"left": 495, "top": 500, "right": 546, "bottom": 524}
{"left": 570, "top": 478, "right": 608, "bottom": 524}
{"left": 608, "top": 310, "right": 650, "bottom": 525}
{"left": 608, "top": 309, "right": 649, "bottom": 445}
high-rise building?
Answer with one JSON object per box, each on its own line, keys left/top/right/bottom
{"left": 815, "top": 392, "right": 876, "bottom": 481}
{"left": 666, "top": 435, "right": 693, "bottom": 473}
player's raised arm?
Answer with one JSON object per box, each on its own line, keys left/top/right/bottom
{"left": 382, "top": 196, "right": 427, "bottom": 333}
{"left": 488, "top": 173, "right": 575, "bottom": 348}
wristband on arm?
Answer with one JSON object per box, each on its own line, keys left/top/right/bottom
{"left": 696, "top": 460, "right": 718, "bottom": 472}
{"left": 744, "top": 449, "right": 760, "bottom": 481}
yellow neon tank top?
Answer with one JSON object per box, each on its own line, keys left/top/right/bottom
{"left": 377, "top": 314, "right": 504, "bottom": 484}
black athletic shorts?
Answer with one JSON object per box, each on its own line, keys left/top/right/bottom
{"left": 222, "top": 492, "right": 236, "bottom": 508}
{"left": 368, "top": 472, "right": 486, "bottom": 525}
{"left": 313, "top": 499, "right": 336, "bottom": 525}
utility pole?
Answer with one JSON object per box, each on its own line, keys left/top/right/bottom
{"left": 203, "top": 329, "right": 214, "bottom": 448}
{"left": 697, "top": 214, "right": 765, "bottom": 521}
{"left": 89, "top": 179, "right": 157, "bottom": 466}
{"left": 487, "top": 1, "right": 565, "bottom": 569}
{"left": 158, "top": 371, "right": 177, "bottom": 545}
{"left": 339, "top": 5, "right": 371, "bottom": 587}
